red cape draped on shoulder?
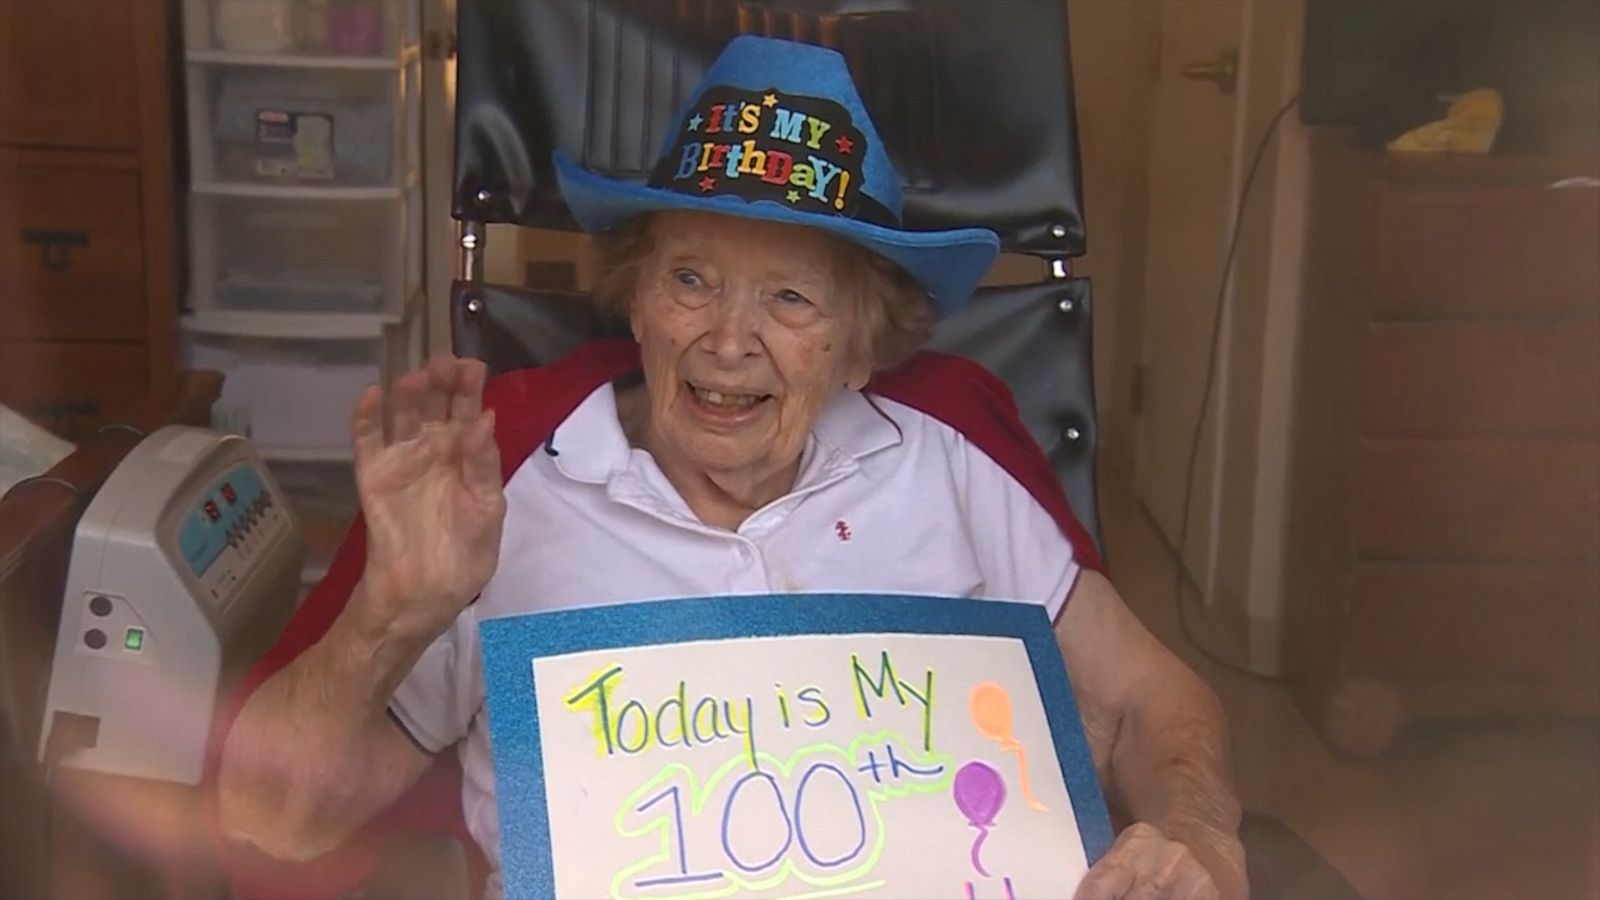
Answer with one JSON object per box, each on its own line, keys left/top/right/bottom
{"left": 200, "top": 339, "right": 1104, "bottom": 898}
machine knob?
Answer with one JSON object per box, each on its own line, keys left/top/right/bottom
{"left": 84, "top": 629, "right": 107, "bottom": 650}
{"left": 89, "top": 595, "right": 113, "bottom": 617}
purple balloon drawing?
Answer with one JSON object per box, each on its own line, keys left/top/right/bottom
{"left": 952, "top": 760, "right": 1007, "bottom": 876}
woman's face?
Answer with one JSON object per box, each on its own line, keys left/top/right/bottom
{"left": 629, "top": 210, "right": 870, "bottom": 484}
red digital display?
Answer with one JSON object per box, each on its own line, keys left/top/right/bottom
{"left": 221, "top": 483, "right": 237, "bottom": 504}
{"left": 204, "top": 501, "right": 221, "bottom": 522}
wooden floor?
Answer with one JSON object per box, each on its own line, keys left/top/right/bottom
{"left": 1096, "top": 467, "right": 1600, "bottom": 900}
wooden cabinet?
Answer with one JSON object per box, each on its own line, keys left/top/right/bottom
{"left": 0, "top": 0, "right": 178, "bottom": 440}
{"left": 1284, "top": 138, "right": 1600, "bottom": 756}
{"left": 0, "top": 1, "right": 143, "bottom": 151}
{"left": 0, "top": 157, "right": 150, "bottom": 341}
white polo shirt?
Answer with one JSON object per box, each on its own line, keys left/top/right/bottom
{"left": 389, "top": 381, "right": 1081, "bottom": 888}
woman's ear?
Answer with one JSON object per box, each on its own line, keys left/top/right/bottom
{"left": 844, "top": 357, "right": 872, "bottom": 392}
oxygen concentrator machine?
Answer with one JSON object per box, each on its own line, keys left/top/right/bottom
{"left": 37, "top": 426, "right": 304, "bottom": 784}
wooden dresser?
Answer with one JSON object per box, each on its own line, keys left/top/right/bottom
{"left": 0, "top": 0, "right": 179, "bottom": 441}
{"left": 1284, "top": 137, "right": 1600, "bottom": 756}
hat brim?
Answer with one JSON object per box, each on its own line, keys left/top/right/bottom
{"left": 554, "top": 152, "right": 999, "bottom": 318}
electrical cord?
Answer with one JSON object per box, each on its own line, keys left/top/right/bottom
{"left": 94, "top": 423, "right": 148, "bottom": 439}
{"left": 0, "top": 475, "right": 82, "bottom": 505}
{"left": 1172, "top": 92, "right": 1302, "bottom": 683}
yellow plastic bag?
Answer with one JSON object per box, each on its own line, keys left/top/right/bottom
{"left": 1387, "top": 88, "right": 1504, "bottom": 155}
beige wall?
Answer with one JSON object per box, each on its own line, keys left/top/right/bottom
{"left": 1066, "top": 0, "right": 1311, "bottom": 671}
{"left": 481, "top": 225, "right": 582, "bottom": 289}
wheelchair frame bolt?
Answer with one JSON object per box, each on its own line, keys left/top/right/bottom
{"left": 1050, "top": 223, "right": 1068, "bottom": 239}
{"left": 1064, "top": 426, "right": 1082, "bottom": 442}
{"left": 1058, "top": 298, "right": 1075, "bottom": 314}
{"left": 465, "top": 297, "right": 484, "bottom": 315}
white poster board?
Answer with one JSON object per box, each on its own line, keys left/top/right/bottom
{"left": 481, "top": 594, "right": 1112, "bottom": 899}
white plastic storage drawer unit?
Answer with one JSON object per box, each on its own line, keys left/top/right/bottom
{"left": 187, "top": 187, "right": 421, "bottom": 318}
{"left": 186, "top": 61, "right": 418, "bottom": 190}
{"left": 185, "top": 313, "right": 417, "bottom": 461}
{"left": 183, "top": 0, "right": 420, "bottom": 60}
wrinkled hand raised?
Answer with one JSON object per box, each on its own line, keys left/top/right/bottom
{"left": 352, "top": 356, "right": 504, "bottom": 639}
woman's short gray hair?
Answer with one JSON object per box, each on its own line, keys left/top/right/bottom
{"left": 591, "top": 214, "right": 934, "bottom": 374}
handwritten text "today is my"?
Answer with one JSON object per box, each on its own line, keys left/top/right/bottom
{"left": 563, "top": 651, "right": 935, "bottom": 770}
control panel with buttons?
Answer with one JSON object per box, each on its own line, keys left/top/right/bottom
{"left": 175, "top": 463, "right": 289, "bottom": 610}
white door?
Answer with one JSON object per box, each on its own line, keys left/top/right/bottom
{"left": 1134, "top": 0, "right": 1249, "bottom": 590}
{"left": 422, "top": 0, "right": 458, "bottom": 354}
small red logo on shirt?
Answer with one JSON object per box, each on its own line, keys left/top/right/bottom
{"left": 835, "top": 520, "right": 852, "bottom": 542}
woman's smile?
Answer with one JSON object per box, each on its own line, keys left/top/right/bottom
{"left": 681, "top": 380, "right": 775, "bottom": 432}
{"left": 685, "top": 381, "right": 772, "bottom": 411}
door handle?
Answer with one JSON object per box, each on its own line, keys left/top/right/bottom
{"left": 21, "top": 229, "right": 90, "bottom": 273}
{"left": 1181, "top": 48, "right": 1238, "bottom": 96}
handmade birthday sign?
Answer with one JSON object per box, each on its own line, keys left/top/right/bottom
{"left": 480, "top": 594, "right": 1113, "bottom": 899}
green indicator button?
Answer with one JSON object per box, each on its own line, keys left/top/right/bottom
{"left": 124, "top": 628, "right": 145, "bottom": 652}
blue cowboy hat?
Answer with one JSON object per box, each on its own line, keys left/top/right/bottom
{"left": 554, "top": 35, "right": 999, "bottom": 317}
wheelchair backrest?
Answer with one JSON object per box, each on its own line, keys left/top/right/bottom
{"left": 450, "top": 0, "right": 1103, "bottom": 552}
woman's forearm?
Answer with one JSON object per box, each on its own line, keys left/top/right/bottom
{"left": 216, "top": 578, "right": 434, "bottom": 860}
{"left": 1111, "top": 664, "right": 1247, "bottom": 897}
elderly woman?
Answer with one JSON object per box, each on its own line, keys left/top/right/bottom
{"left": 215, "top": 35, "right": 1246, "bottom": 900}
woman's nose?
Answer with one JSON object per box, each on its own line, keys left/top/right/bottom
{"left": 702, "top": 293, "right": 761, "bottom": 363}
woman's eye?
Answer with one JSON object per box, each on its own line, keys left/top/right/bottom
{"left": 775, "top": 288, "right": 812, "bottom": 306}
{"left": 672, "top": 269, "right": 704, "bottom": 288}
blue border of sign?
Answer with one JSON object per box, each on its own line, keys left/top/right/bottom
{"left": 480, "top": 593, "right": 1115, "bottom": 899}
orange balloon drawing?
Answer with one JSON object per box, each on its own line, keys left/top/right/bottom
{"left": 970, "top": 682, "right": 1048, "bottom": 811}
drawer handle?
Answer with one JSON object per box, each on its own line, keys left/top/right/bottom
{"left": 21, "top": 229, "right": 90, "bottom": 273}
{"left": 31, "top": 400, "right": 99, "bottom": 437}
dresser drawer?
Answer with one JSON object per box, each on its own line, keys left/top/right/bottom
{"left": 1352, "top": 437, "right": 1600, "bottom": 566}
{"left": 1372, "top": 186, "right": 1600, "bottom": 319}
{"left": 0, "top": 0, "right": 141, "bottom": 150}
{"left": 1358, "top": 318, "right": 1600, "bottom": 437}
{"left": 1344, "top": 563, "right": 1600, "bottom": 685}
{"left": 0, "top": 159, "right": 146, "bottom": 341}
{"left": 0, "top": 342, "right": 150, "bottom": 440}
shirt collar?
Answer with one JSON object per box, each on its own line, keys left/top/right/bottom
{"left": 548, "top": 384, "right": 903, "bottom": 487}
{"left": 548, "top": 383, "right": 632, "bottom": 484}
{"left": 810, "top": 388, "right": 902, "bottom": 464}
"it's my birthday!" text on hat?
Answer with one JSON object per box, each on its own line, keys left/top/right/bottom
{"left": 554, "top": 35, "right": 1000, "bottom": 316}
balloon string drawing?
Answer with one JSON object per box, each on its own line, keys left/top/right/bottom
{"left": 970, "top": 681, "right": 1048, "bottom": 811}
